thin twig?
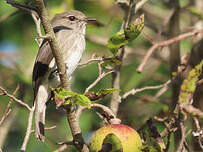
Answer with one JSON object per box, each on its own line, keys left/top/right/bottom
{"left": 137, "top": 29, "right": 203, "bottom": 73}
{"left": 54, "top": 143, "right": 72, "bottom": 152}
{"left": 31, "top": 126, "right": 56, "bottom": 133}
{"left": 192, "top": 117, "right": 203, "bottom": 150}
{"left": 0, "top": 84, "right": 20, "bottom": 126}
{"left": 76, "top": 104, "right": 120, "bottom": 125}
{"left": 85, "top": 70, "right": 114, "bottom": 93}
{"left": 180, "top": 103, "right": 203, "bottom": 118}
{"left": 122, "top": 80, "right": 171, "bottom": 99}
{"left": 20, "top": 106, "right": 35, "bottom": 152}
{"left": 31, "top": 11, "right": 45, "bottom": 46}
{"left": 110, "top": 0, "right": 133, "bottom": 116}
{"left": 0, "top": 86, "right": 31, "bottom": 111}
{"left": 177, "top": 123, "right": 187, "bottom": 152}
{"left": 0, "top": 109, "right": 11, "bottom": 126}
{"left": 79, "top": 54, "right": 103, "bottom": 67}
{"left": 164, "top": 132, "right": 171, "bottom": 152}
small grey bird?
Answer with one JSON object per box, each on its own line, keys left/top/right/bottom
{"left": 32, "top": 10, "right": 95, "bottom": 141}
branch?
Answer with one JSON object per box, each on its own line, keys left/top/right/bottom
{"left": 177, "top": 123, "right": 187, "bottom": 152}
{"left": 0, "top": 86, "right": 31, "bottom": 111}
{"left": 79, "top": 54, "right": 103, "bottom": 67}
{"left": 33, "top": 1, "right": 89, "bottom": 151}
{"left": 31, "top": 11, "right": 45, "bottom": 46}
{"left": 31, "top": 126, "right": 56, "bottom": 133}
{"left": 137, "top": 29, "right": 203, "bottom": 73}
{"left": 34, "top": 0, "right": 70, "bottom": 90}
{"left": 122, "top": 80, "right": 171, "bottom": 99}
{"left": 54, "top": 142, "right": 74, "bottom": 152}
{"left": 0, "top": 85, "right": 19, "bottom": 126}
{"left": 180, "top": 104, "right": 203, "bottom": 118}
{"left": 192, "top": 118, "right": 203, "bottom": 151}
{"left": 110, "top": 0, "right": 135, "bottom": 116}
{"left": 76, "top": 104, "right": 121, "bottom": 125}
{"left": 85, "top": 70, "right": 114, "bottom": 93}
{"left": 20, "top": 106, "right": 35, "bottom": 152}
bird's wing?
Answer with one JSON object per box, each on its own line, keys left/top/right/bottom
{"left": 32, "top": 40, "right": 53, "bottom": 98}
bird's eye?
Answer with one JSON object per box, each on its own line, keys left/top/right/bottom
{"left": 68, "top": 16, "right": 76, "bottom": 21}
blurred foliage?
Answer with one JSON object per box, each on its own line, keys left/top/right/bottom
{"left": 179, "top": 60, "right": 203, "bottom": 103}
{"left": 0, "top": 0, "right": 202, "bottom": 151}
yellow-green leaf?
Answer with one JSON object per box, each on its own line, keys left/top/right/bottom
{"left": 107, "top": 14, "right": 144, "bottom": 54}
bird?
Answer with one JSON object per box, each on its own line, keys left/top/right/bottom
{"left": 32, "top": 10, "right": 95, "bottom": 141}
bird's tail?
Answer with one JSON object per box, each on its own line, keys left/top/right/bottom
{"left": 35, "top": 85, "right": 49, "bottom": 142}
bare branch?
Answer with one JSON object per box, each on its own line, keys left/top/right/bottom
{"left": 180, "top": 104, "right": 203, "bottom": 118}
{"left": 85, "top": 70, "right": 114, "bottom": 93}
{"left": 192, "top": 118, "right": 203, "bottom": 151}
{"left": 0, "top": 86, "right": 31, "bottom": 111}
{"left": 55, "top": 142, "right": 74, "bottom": 152}
{"left": 122, "top": 80, "right": 171, "bottom": 99}
{"left": 177, "top": 123, "right": 187, "bottom": 152}
{"left": 76, "top": 104, "right": 121, "bottom": 125}
{"left": 0, "top": 109, "right": 11, "bottom": 126}
{"left": 0, "top": 85, "right": 20, "bottom": 126}
{"left": 137, "top": 29, "right": 203, "bottom": 73}
{"left": 79, "top": 54, "right": 103, "bottom": 67}
{"left": 20, "top": 106, "right": 35, "bottom": 152}
{"left": 31, "top": 11, "right": 45, "bottom": 46}
{"left": 110, "top": 0, "right": 137, "bottom": 116}
{"left": 31, "top": 126, "right": 56, "bottom": 133}
{"left": 34, "top": 0, "right": 70, "bottom": 90}
{"left": 33, "top": 1, "right": 89, "bottom": 151}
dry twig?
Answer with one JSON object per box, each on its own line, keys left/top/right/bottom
{"left": 85, "top": 62, "right": 114, "bottom": 93}
{"left": 20, "top": 106, "right": 35, "bottom": 152}
{"left": 79, "top": 54, "right": 103, "bottom": 67}
{"left": 122, "top": 80, "right": 171, "bottom": 99}
{"left": 31, "top": 126, "right": 56, "bottom": 133}
{"left": 0, "top": 85, "right": 19, "bottom": 125}
{"left": 76, "top": 104, "right": 121, "bottom": 125}
{"left": 180, "top": 104, "right": 203, "bottom": 118}
{"left": 137, "top": 29, "right": 203, "bottom": 73}
{"left": 177, "top": 123, "right": 187, "bottom": 152}
{"left": 0, "top": 86, "right": 31, "bottom": 111}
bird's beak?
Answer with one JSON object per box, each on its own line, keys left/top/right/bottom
{"left": 84, "top": 17, "right": 96, "bottom": 22}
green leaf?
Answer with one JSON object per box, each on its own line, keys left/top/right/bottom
{"left": 53, "top": 88, "right": 92, "bottom": 108}
{"left": 107, "top": 14, "right": 144, "bottom": 54}
{"left": 97, "top": 88, "right": 120, "bottom": 96}
{"left": 124, "top": 14, "right": 145, "bottom": 41}
{"left": 75, "top": 94, "right": 92, "bottom": 108}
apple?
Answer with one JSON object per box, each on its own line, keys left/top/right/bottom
{"left": 89, "top": 124, "right": 142, "bottom": 152}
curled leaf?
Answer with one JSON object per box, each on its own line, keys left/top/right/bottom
{"left": 107, "top": 14, "right": 144, "bottom": 54}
